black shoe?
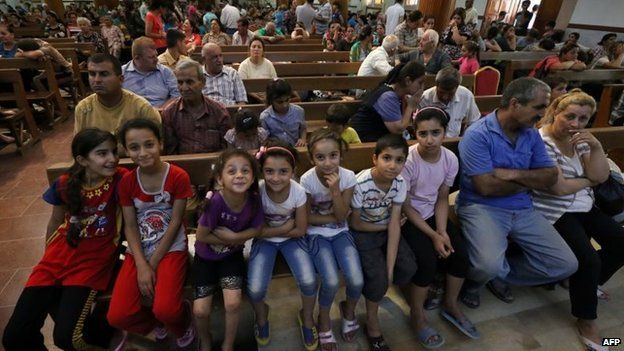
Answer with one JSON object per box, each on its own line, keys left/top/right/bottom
{"left": 486, "top": 279, "right": 514, "bottom": 303}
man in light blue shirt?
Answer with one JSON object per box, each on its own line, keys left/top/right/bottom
{"left": 456, "top": 77, "right": 578, "bottom": 308}
{"left": 314, "top": 0, "right": 331, "bottom": 35}
{"left": 122, "top": 37, "right": 179, "bottom": 108}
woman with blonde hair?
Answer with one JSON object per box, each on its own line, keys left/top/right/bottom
{"left": 533, "top": 89, "right": 624, "bottom": 351}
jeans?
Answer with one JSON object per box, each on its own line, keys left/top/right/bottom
{"left": 456, "top": 203, "right": 578, "bottom": 288}
{"left": 307, "top": 231, "right": 364, "bottom": 307}
{"left": 247, "top": 238, "right": 318, "bottom": 302}
{"left": 554, "top": 207, "right": 624, "bottom": 320}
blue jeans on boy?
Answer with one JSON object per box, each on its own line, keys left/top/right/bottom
{"left": 456, "top": 203, "right": 578, "bottom": 288}
{"left": 307, "top": 231, "right": 364, "bottom": 307}
{"left": 247, "top": 238, "right": 317, "bottom": 302}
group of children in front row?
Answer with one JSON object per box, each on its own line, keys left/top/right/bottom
{"left": 2, "top": 108, "right": 475, "bottom": 351}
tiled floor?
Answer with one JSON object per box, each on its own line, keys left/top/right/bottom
{"left": 1, "top": 119, "right": 623, "bottom": 351}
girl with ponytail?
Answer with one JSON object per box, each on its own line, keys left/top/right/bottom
{"left": 351, "top": 61, "right": 426, "bottom": 142}
{"left": 3, "top": 128, "right": 126, "bottom": 351}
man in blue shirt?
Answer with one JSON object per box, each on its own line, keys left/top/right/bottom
{"left": 121, "top": 36, "right": 179, "bottom": 108}
{"left": 456, "top": 78, "right": 578, "bottom": 308}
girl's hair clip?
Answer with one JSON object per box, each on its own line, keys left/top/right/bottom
{"left": 255, "top": 145, "right": 267, "bottom": 160}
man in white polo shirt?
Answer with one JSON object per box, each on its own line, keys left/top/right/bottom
{"left": 384, "top": 0, "right": 405, "bottom": 35}
{"left": 419, "top": 67, "right": 481, "bottom": 137}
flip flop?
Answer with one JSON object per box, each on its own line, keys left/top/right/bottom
{"left": 440, "top": 309, "right": 480, "bottom": 339}
{"left": 416, "top": 326, "right": 445, "bottom": 349}
{"left": 486, "top": 279, "right": 514, "bottom": 303}
{"left": 597, "top": 287, "right": 610, "bottom": 301}
{"left": 339, "top": 300, "right": 360, "bottom": 342}
{"left": 578, "top": 327, "right": 609, "bottom": 351}
{"left": 318, "top": 329, "right": 337, "bottom": 351}
{"left": 297, "top": 310, "right": 319, "bottom": 351}
{"left": 460, "top": 289, "right": 480, "bottom": 309}
{"left": 365, "top": 328, "right": 391, "bottom": 351}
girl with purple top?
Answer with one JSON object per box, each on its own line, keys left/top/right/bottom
{"left": 248, "top": 140, "right": 319, "bottom": 351}
{"left": 193, "top": 149, "right": 264, "bottom": 351}
{"left": 259, "top": 79, "right": 307, "bottom": 147}
{"left": 300, "top": 129, "right": 364, "bottom": 351}
{"left": 400, "top": 108, "right": 479, "bottom": 348}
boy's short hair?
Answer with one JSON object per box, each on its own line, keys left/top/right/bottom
{"left": 374, "top": 134, "right": 408, "bottom": 157}
{"left": 325, "top": 104, "right": 352, "bottom": 125}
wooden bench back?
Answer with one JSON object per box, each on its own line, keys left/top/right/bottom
{"left": 595, "top": 84, "right": 624, "bottom": 127}
{"left": 48, "top": 42, "right": 96, "bottom": 54}
{"left": 225, "top": 95, "right": 501, "bottom": 122}
{"left": 191, "top": 51, "right": 350, "bottom": 64}
{"left": 232, "top": 62, "right": 362, "bottom": 76}
{"left": 46, "top": 127, "right": 624, "bottom": 186}
{"left": 550, "top": 69, "right": 624, "bottom": 82}
{"left": 480, "top": 51, "right": 553, "bottom": 61}
{"left": 14, "top": 26, "right": 45, "bottom": 38}
{"left": 242, "top": 74, "right": 476, "bottom": 93}
{"left": 0, "top": 58, "right": 69, "bottom": 120}
{"left": 0, "top": 69, "right": 41, "bottom": 140}
{"left": 281, "top": 38, "right": 322, "bottom": 44}
{"left": 221, "top": 44, "right": 324, "bottom": 52}
{"left": 503, "top": 59, "right": 541, "bottom": 86}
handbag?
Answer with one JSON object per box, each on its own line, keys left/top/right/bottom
{"left": 593, "top": 171, "right": 624, "bottom": 216}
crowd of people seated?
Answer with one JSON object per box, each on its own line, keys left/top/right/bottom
{"left": 1, "top": 1, "right": 624, "bottom": 351}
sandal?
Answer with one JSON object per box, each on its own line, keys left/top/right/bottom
{"left": 486, "top": 279, "right": 514, "bottom": 303}
{"left": 318, "top": 329, "right": 337, "bottom": 351}
{"left": 460, "top": 288, "right": 480, "bottom": 309}
{"left": 440, "top": 309, "right": 480, "bottom": 339}
{"left": 416, "top": 326, "right": 445, "bottom": 349}
{"left": 339, "top": 300, "right": 360, "bottom": 341}
{"left": 577, "top": 327, "right": 609, "bottom": 351}
{"left": 365, "top": 328, "right": 391, "bottom": 351}
{"left": 597, "top": 287, "right": 610, "bottom": 301}
{"left": 297, "top": 310, "right": 318, "bottom": 351}
{"left": 254, "top": 304, "right": 270, "bottom": 346}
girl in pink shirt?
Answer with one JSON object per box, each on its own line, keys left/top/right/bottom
{"left": 456, "top": 41, "right": 480, "bottom": 75}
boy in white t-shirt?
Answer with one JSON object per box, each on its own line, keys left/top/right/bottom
{"left": 350, "top": 134, "right": 417, "bottom": 350}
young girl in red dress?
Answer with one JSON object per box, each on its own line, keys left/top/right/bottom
{"left": 2, "top": 128, "right": 126, "bottom": 351}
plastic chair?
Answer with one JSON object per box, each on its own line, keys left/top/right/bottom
{"left": 474, "top": 66, "right": 501, "bottom": 96}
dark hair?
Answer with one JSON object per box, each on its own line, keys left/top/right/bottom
{"left": 325, "top": 38, "right": 336, "bottom": 48}
{"left": 374, "top": 134, "right": 408, "bottom": 157}
{"left": 527, "top": 28, "right": 540, "bottom": 39}
{"left": 307, "top": 128, "right": 348, "bottom": 159}
{"left": 450, "top": 7, "right": 466, "bottom": 23}
{"left": 598, "top": 33, "right": 617, "bottom": 45}
{"left": 541, "top": 75, "right": 568, "bottom": 90}
{"left": 384, "top": 61, "right": 426, "bottom": 87}
{"left": 237, "top": 17, "right": 249, "bottom": 26}
{"left": 148, "top": 0, "right": 170, "bottom": 11}
{"left": 66, "top": 128, "right": 117, "bottom": 247}
{"left": 0, "top": 22, "right": 15, "bottom": 33}
{"left": 266, "top": 79, "right": 292, "bottom": 107}
{"left": 118, "top": 118, "right": 162, "bottom": 148}
{"left": 569, "top": 32, "right": 580, "bottom": 40}
{"left": 210, "top": 18, "right": 225, "bottom": 32}
{"left": 357, "top": 25, "right": 373, "bottom": 41}
{"left": 212, "top": 148, "right": 259, "bottom": 193}
{"left": 166, "top": 29, "right": 185, "bottom": 48}
{"left": 550, "top": 29, "right": 565, "bottom": 43}
{"left": 249, "top": 37, "right": 265, "bottom": 51}
{"left": 257, "top": 138, "right": 298, "bottom": 169}
{"left": 16, "top": 38, "right": 41, "bottom": 51}
{"left": 558, "top": 43, "right": 579, "bottom": 58}
{"left": 88, "top": 53, "right": 122, "bottom": 75}
{"left": 538, "top": 38, "right": 555, "bottom": 50}
{"left": 486, "top": 26, "right": 499, "bottom": 40}
{"left": 414, "top": 106, "right": 450, "bottom": 130}
{"left": 234, "top": 108, "right": 259, "bottom": 133}
{"left": 407, "top": 10, "right": 423, "bottom": 23}
{"left": 326, "top": 103, "right": 353, "bottom": 125}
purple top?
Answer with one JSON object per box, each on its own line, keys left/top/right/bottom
{"left": 195, "top": 191, "right": 264, "bottom": 260}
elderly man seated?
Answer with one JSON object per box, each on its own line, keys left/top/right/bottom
{"left": 162, "top": 60, "right": 231, "bottom": 154}
{"left": 255, "top": 21, "right": 286, "bottom": 43}
{"left": 357, "top": 34, "right": 399, "bottom": 77}
{"left": 399, "top": 29, "right": 451, "bottom": 75}
{"left": 201, "top": 43, "right": 248, "bottom": 106}
{"left": 122, "top": 36, "right": 180, "bottom": 107}
{"left": 419, "top": 67, "right": 480, "bottom": 138}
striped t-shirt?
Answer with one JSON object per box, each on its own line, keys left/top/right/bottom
{"left": 532, "top": 129, "right": 594, "bottom": 223}
{"left": 351, "top": 168, "right": 407, "bottom": 225}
